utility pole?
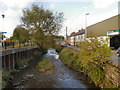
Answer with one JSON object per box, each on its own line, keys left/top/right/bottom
{"left": 85, "top": 13, "right": 89, "bottom": 40}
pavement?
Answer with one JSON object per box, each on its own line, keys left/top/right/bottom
{"left": 110, "top": 53, "right": 120, "bottom": 65}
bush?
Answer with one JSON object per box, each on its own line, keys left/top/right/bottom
{"left": 36, "top": 58, "right": 55, "bottom": 74}
{"left": 2, "top": 70, "right": 13, "bottom": 88}
{"left": 59, "top": 36, "right": 112, "bottom": 88}
{"left": 59, "top": 48, "right": 78, "bottom": 68}
{"left": 78, "top": 36, "right": 111, "bottom": 68}
{"left": 55, "top": 45, "right": 64, "bottom": 53}
{"left": 88, "top": 66, "right": 105, "bottom": 86}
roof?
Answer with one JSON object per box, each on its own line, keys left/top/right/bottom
{"left": 69, "top": 29, "right": 85, "bottom": 37}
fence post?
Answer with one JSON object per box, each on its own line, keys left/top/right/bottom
{"left": 13, "top": 54, "right": 15, "bottom": 69}
{"left": 9, "top": 55, "right": 11, "bottom": 70}
{"left": 4, "top": 56, "right": 6, "bottom": 70}
{"left": 13, "top": 42, "right": 14, "bottom": 48}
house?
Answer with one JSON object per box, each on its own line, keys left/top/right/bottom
{"left": 68, "top": 29, "right": 85, "bottom": 46}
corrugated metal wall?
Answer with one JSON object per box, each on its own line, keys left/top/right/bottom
{"left": 87, "top": 14, "right": 120, "bottom": 37}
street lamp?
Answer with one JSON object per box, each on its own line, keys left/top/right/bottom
{"left": 1, "top": 14, "right": 5, "bottom": 47}
{"left": 85, "top": 13, "right": 89, "bottom": 40}
{"left": 2, "top": 14, "right": 5, "bottom": 32}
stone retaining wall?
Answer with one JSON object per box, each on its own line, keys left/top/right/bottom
{"left": 103, "top": 60, "right": 120, "bottom": 87}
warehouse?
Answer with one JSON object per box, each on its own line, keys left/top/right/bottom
{"left": 87, "top": 14, "right": 120, "bottom": 49}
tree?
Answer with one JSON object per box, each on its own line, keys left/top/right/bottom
{"left": 21, "top": 4, "right": 64, "bottom": 49}
{"left": 53, "top": 35, "right": 64, "bottom": 41}
{"left": 77, "top": 36, "right": 111, "bottom": 85}
{"left": 2, "top": 34, "right": 6, "bottom": 40}
{"left": 13, "top": 25, "right": 29, "bottom": 42}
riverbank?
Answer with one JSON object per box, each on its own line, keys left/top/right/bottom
{"left": 2, "top": 50, "right": 44, "bottom": 89}
{"left": 12, "top": 51, "right": 97, "bottom": 88}
{"left": 59, "top": 47, "right": 119, "bottom": 88}
{"left": 3, "top": 48, "right": 98, "bottom": 88}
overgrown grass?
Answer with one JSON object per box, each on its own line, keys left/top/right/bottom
{"left": 2, "top": 50, "right": 44, "bottom": 89}
{"left": 2, "top": 70, "right": 15, "bottom": 88}
{"left": 2, "top": 59, "right": 29, "bottom": 89}
{"left": 36, "top": 58, "right": 55, "bottom": 74}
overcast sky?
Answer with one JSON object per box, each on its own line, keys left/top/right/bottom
{"left": 0, "top": 0, "right": 119, "bottom": 38}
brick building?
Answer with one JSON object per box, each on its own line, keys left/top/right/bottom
{"left": 67, "top": 29, "right": 85, "bottom": 46}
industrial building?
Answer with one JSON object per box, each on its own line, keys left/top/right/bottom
{"left": 87, "top": 14, "right": 120, "bottom": 49}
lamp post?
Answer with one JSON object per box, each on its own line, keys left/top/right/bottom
{"left": 85, "top": 13, "right": 89, "bottom": 40}
{"left": 2, "top": 14, "right": 5, "bottom": 39}
{"left": 1, "top": 14, "right": 5, "bottom": 47}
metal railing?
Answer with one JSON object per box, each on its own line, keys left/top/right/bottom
{"left": 1, "top": 41, "right": 34, "bottom": 50}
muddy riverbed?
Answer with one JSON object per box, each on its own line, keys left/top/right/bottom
{"left": 12, "top": 51, "right": 99, "bottom": 88}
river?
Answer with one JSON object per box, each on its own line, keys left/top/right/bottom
{"left": 12, "top": 48, "right": 98, "bottom": 88}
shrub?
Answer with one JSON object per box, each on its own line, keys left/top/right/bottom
{"left": 2, "top": 70, "right": 13, "bottom": 88}
{"left": 77, "top": 36, "right": 111, "bottom": 87}
{"left": 78, "top": 36, "right": 111, "bottom": 68}
{"left": 59, "top": 48, "right": 79, "bottom": 68}
{"left": 59, "top": 36, "right": 112, "bottom": 88}
{"left": 36, "top": 58, "right": 55, "bottom": 74}
{"left": 55, "top": 45, "right": 64, "bottom": 53}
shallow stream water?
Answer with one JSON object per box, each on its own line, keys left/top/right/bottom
{"left": 12, "top": 49, "right": 98, "bottom": 88}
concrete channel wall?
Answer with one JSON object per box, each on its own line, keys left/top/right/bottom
{"left": 0, "top": 46, "right": 39, "bottom": 70}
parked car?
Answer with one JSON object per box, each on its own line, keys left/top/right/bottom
{"left": 117, "top": 47, "right": 120, "bottom": 57}
{"left": 64, "top": 43, "right": 67, "bottom": 46}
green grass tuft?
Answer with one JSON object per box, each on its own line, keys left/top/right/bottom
{"left": 36, "top": 58, "right": 55, "bottom": 74}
